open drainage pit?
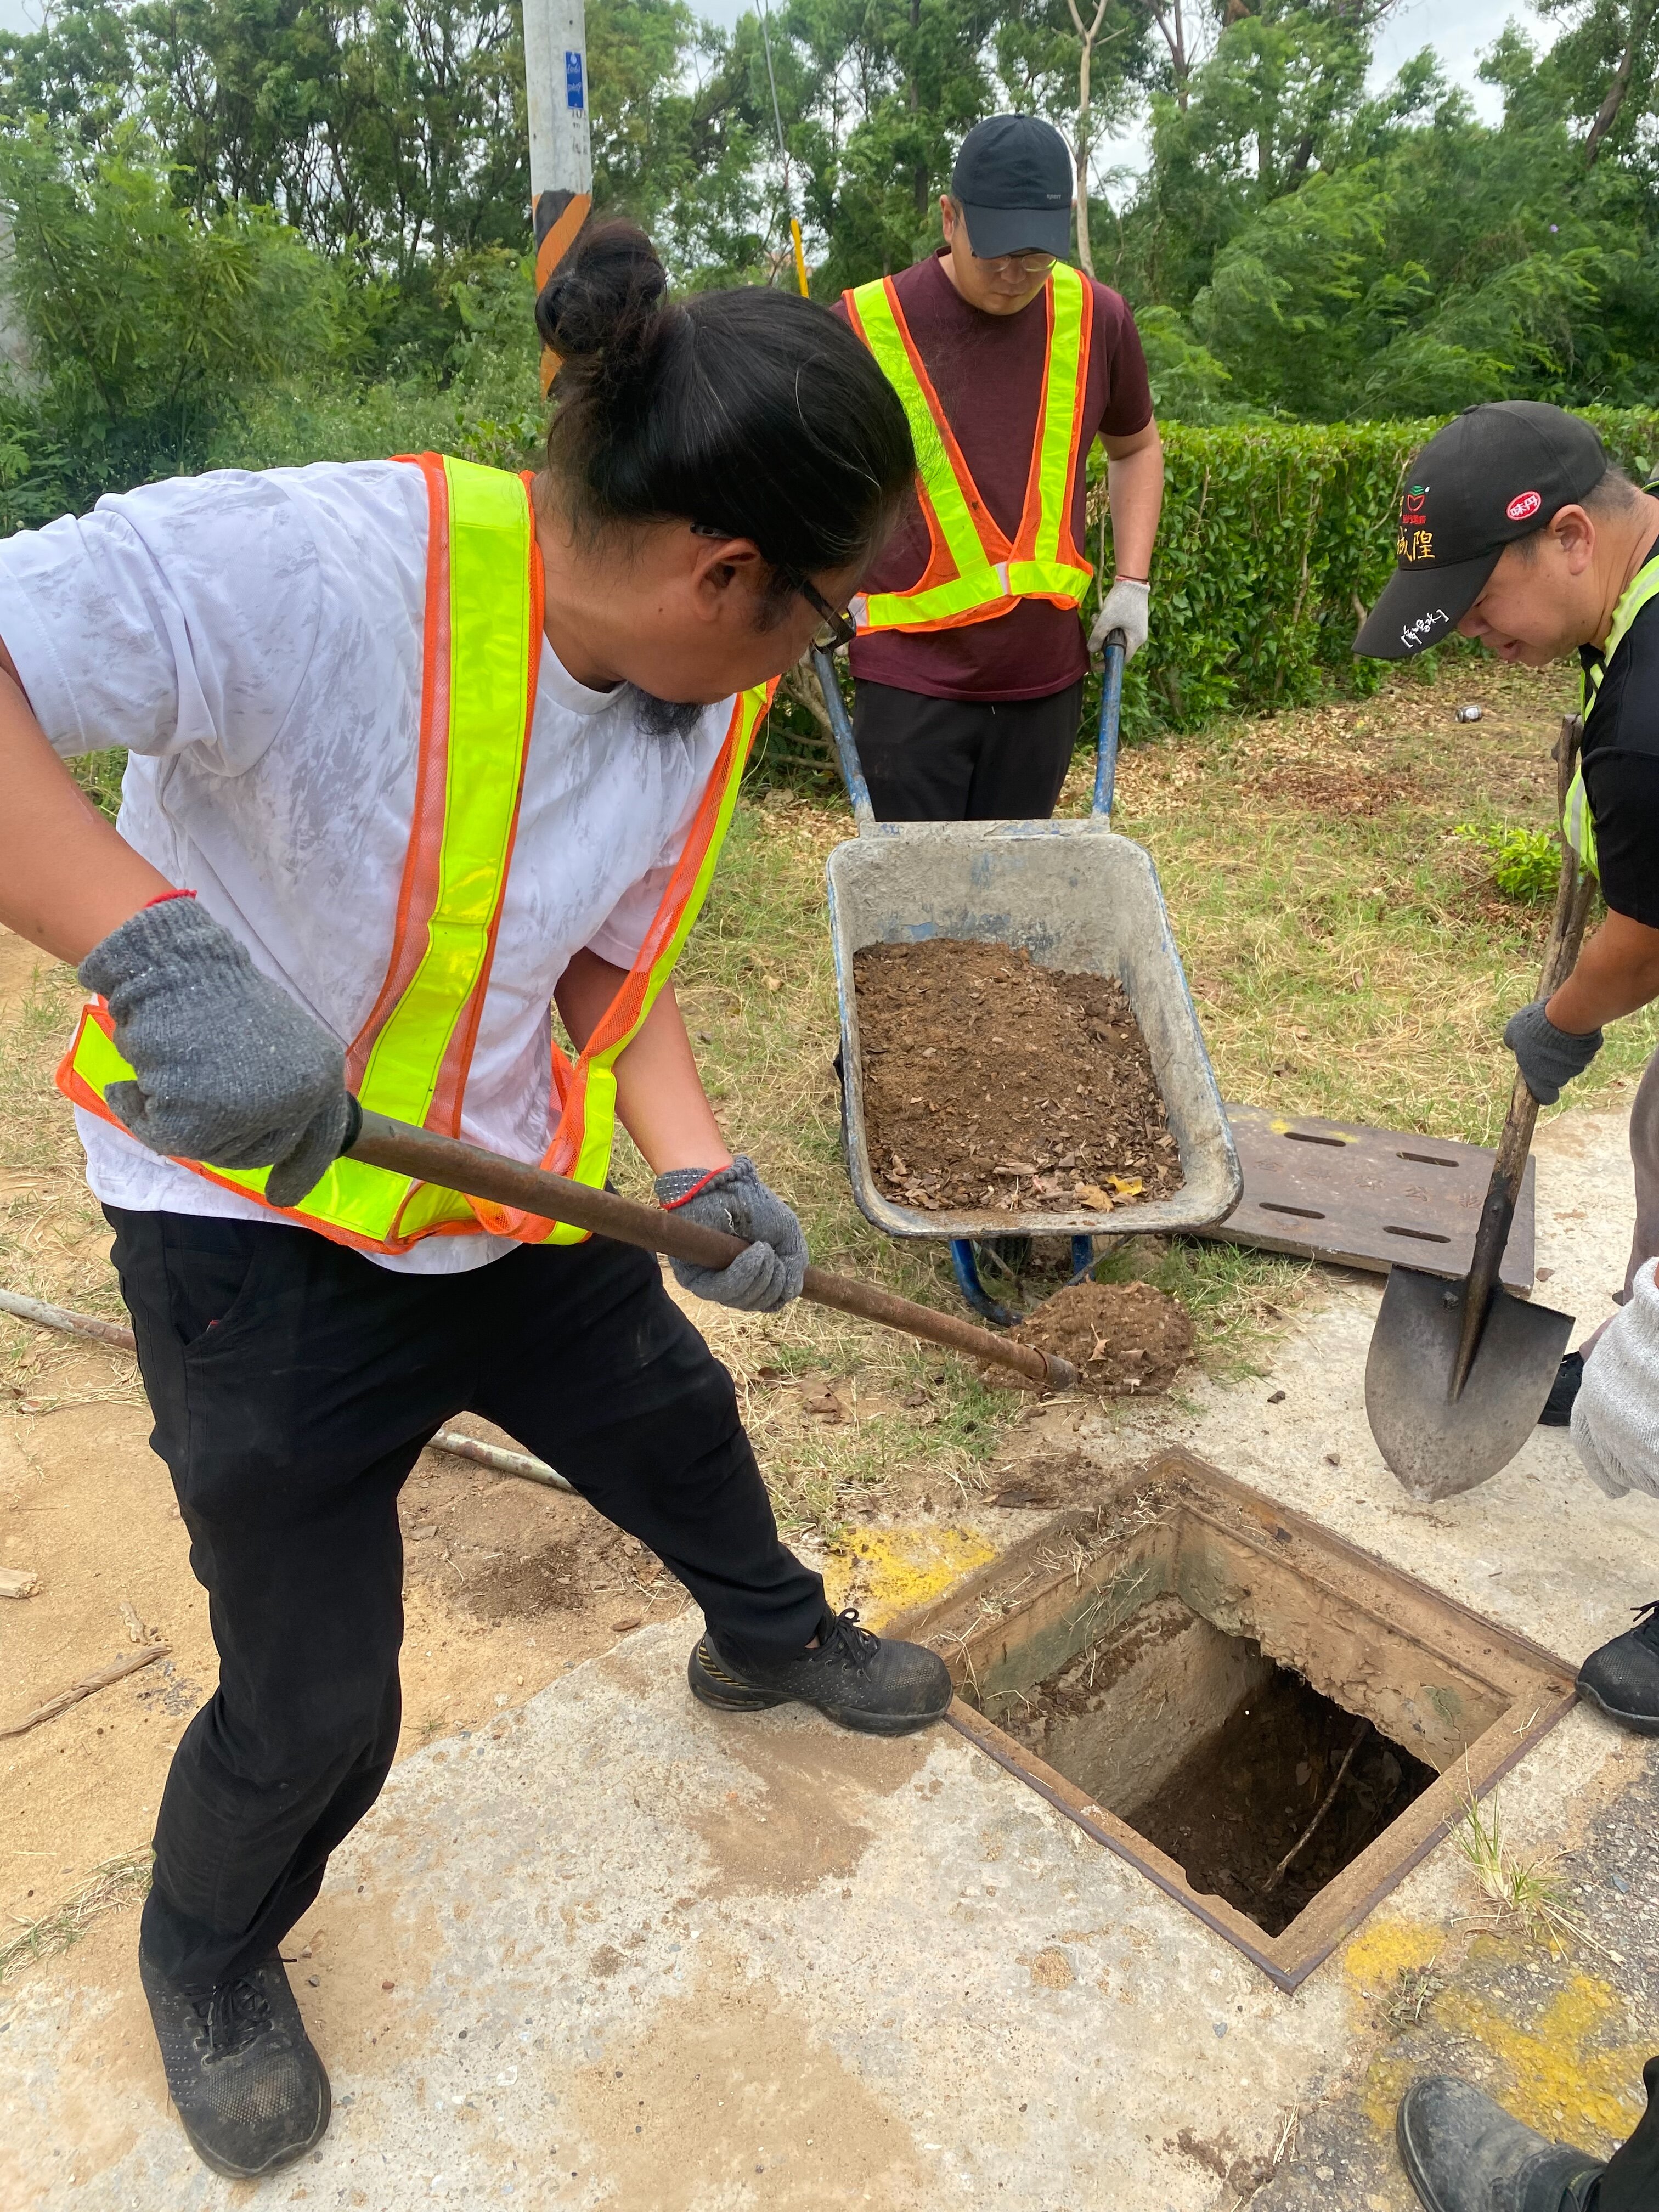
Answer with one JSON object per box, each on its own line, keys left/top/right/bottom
{"left": 995, "top": 1592, "right": 1436, "bottom": 1938}
{"left": 934, "top": 1450, "right": 1578, "bottom": 1987}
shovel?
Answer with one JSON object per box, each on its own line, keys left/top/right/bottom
{"left": 1365, "top": 715, "right": 1596, "bottom": 1501}
{"left": 339, "top": 1107, "right": 1077, "bottom": 1392}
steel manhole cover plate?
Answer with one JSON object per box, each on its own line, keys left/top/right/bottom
{"left": 1194, "top": 1101, "right": 1536, "bottom": 1291}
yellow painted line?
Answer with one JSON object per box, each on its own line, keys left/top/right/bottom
{"left": 823, "top": 1526, "right": 998, "bottom": 1631}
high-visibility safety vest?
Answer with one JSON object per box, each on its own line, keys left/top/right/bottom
{"left": 843, "top": 263, "right": 1094, "bottom": 634}
{"left": 1570, "top": 539, "right": 1659, "bottom": 877}
{"left": 58, "top": 453, "right": 773, "bottom": 1256}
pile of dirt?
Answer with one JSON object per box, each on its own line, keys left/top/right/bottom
{"left": 995, "top": 1279, "right": 1194, "bottom": 1395}
{"left": 852, "top": 939, "right": 1182, "bottom": 1216}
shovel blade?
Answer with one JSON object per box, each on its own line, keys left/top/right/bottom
{"left": 1365, "top": 1265, "right": 1573, "bottom": 1502}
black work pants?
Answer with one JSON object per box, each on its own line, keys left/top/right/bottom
{"left": 108, "top": 1207, "right": 826, "bottom": 1988}
{"left": 1596, "top": 2056, "right": 1659, "bottom": 2211}
{"left": 852, "top": 678, "right": 1084, "bottom": 822}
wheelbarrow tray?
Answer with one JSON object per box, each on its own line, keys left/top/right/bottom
{"left": 828, "top": 816, "right": 1243, "bottom": 1242}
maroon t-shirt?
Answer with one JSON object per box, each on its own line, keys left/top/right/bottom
{"left": 835, "top": 252, "right": 1153, "bottom": 703}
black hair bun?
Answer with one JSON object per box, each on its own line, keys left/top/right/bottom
{"left": 534, "top": 218, "right": 670, "bottom": 408}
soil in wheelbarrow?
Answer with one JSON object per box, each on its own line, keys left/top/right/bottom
{"left": 985, "top": 1279, "right": 1195, "bottom": 1395}
{"left": 853, "top": 938, "right": 1183, "bottom": 1216}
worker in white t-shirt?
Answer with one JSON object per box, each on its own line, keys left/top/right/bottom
{"left": 0, "top": 220, "right": 949, "bottom": 2180}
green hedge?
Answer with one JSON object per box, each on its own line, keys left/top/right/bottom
{"left": 1098, "top": 408, "right": 1659, "bottom": 733}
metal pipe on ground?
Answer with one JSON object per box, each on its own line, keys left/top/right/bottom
{"left": 0, "top": 1285, "right": 574, "bottom": 1495}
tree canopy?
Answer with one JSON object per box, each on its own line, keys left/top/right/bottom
{"left": 0, "top": 0, "right": 1652, "bottom": 481}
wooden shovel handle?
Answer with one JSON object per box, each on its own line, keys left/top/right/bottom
{"left": 343, "top": 1109, "right": 1076, "bottom": 1392}
{"left": 1453, "top": 716, "right": 1596, "bottom": 1391}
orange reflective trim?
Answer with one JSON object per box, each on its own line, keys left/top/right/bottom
{"left": 848, "top": 271, "right": 1095, "bottom": 630}
{"left": 1009, "top": 274, "right": 1093, "bottom": 575}
{"left": 348, "top": 452, "right": 453, "bottom": 1095}
{"left": 476, "top": 681, "right": 775, "bottom": 1246}
{"left": 871, "top": 279, "right": 1008, "bottom": 575}
{"left": 845, "top": 281, "right": 1011, "bottom": 614}
{"left": 55, "top": 1003, "right": 430, "bottom": 1259}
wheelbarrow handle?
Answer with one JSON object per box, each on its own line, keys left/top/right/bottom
{"left": 1092, "top": 633, "right": 1127, "bottom": 824}
{"left": 809, "top": 644, "right": 876, "bottom": 828}
{"left": 340, "top": 1104, "right": 1076, "bottom": 1393}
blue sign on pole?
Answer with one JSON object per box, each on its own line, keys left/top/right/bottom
{"left": 565, "top": 48, "right": 585, "bottom": 112}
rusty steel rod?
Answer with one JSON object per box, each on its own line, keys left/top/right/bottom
{"left": 0, "top": 1285, "right": 138, "bottom": 1352}
{"left": 346, "top": 1108, "right": 1076, "bottom": 1391}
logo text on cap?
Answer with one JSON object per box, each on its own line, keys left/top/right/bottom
{"left": 1506, "top": 490, "right": 1542, "bottom": 521}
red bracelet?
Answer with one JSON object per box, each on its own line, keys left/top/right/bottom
{"left": 144, "top": 888, "right": 196, "bottom": 907}
{"left": 660, "top": 1166, "right": 727, "bottom": 1210}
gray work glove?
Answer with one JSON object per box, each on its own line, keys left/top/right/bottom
{"left": 653, "top": 1155, "right": 808, "bottom": 1312}
{"left": 1503, "top": 996, "right": 1604, "bottom": 1107}
{"left": 1087, "top": 577, "right": 1150, "bottom": 661}
{"left": 80, "top": 898, "right": 351, "bottom": 1208}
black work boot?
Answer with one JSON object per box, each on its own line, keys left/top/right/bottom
{"left": 1398, "top": 2076, "right": 1604, "bottom": 2212}
{"left": 1538, "top": 1350, "right": 1584, "bottom": 1427}
{"left": 140, "top": 1947, "right": 331, "bottom": 2178}
{"left": 1578, "top": 1600, "right": 1659, "bottom": 1735}
{"left": 688, "top": 1607, "right": 953, "bottom": 1736}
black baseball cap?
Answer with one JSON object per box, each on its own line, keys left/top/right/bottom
{"left": 1354, "top": 403, "right": 1609, "bottom": 659}
{"left": 950, "top": 115, "right": 1073, "bottom": 261}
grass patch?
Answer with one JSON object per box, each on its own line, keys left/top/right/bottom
{"left": 1454, "top": 1782, "right": 1587, "bottom": 1955}
{"left": 0, "top": 1848, "right": 151, "bottom": 1985}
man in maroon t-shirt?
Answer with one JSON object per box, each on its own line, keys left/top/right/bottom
{"left": 832, "top": 115, "right": 1163, "bottom": 821}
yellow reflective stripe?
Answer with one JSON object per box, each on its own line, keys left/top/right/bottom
{"left": 1562, "top": 764, "right": 1599, "bottom": 875}
{"left": 69, "top": 1013, "right": 420, "bottom": 1237}
{"left": 1006, "top": 558, "right": 1092, "bottom": 602}
{"left": 1029, "top": 266, "right": 1084, "bottom": 570}
{"left": 860, "top": 566, "right": 1011, "bottom": 628}
{"left": 1571, "top": 550, "right": 1659, "bottom": 868}
{"left": 71, "top": 1003, "right": 138, "bottom": 1095}
{"left": 357, "top": 457, "right": 532, "bottom": 1128}
{"left": 1583, "top": 554, "right": 1659, "bottom": 720}
{"left": 849, "top": 280, "right": 986, "bottom": 582}
{"left": 545, "top": 1066, "right": 619, "bottom": 1245}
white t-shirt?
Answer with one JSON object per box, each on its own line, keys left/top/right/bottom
{"left": 0, "top": 460, "right": 736, "bottom": 1274}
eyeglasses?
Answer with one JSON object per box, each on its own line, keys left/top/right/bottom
{"left": 692, "top": 522, "right": 858, "bottom": 650}
{"left": 981, "top": 250, "right": 1056, "bottom": 274}
{"left": 793, "top": 573, "right": 859, "bottom": 651}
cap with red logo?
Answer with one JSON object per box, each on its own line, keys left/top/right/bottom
{"left": 1353, "top": 402, "right": 1609, "bottom": 660}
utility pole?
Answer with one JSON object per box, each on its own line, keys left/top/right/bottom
{"left": 523, "top": 0, "right": 593, "bottom": 387}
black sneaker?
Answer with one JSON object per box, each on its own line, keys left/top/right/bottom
{"left": 688, "top": 1607, "right": 953, "bottom": 1736}
{"left": 1578, "top": 1600, "right": 1659, "bottom": 1735}
{"left": 1397, "top": 2076, "right": 1602, "bottom": 2212}
{"left": 139, "top": 1947, "right": 331, "bottom": 2179}
{"left": 1538, "top": 1350, "right": 1583, "bottom": 1427}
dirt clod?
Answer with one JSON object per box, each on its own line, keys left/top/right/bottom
{"left": 852, "top": 939, "right": 1182, "bottom": 1216}
{"left": 996, "top": 1280, "right": 1194, "bottom": 1395}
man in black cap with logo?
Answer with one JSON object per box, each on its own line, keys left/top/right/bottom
{"left": 1355, "top": 400, "right": 1659, "bottom": 2212}
{"left": 832, "top": 114, "right": 1163, "bottom": 821}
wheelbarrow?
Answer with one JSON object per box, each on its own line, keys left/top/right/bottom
{"left": 810, "top": 640, "right": 1243, "bottom": 1324}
